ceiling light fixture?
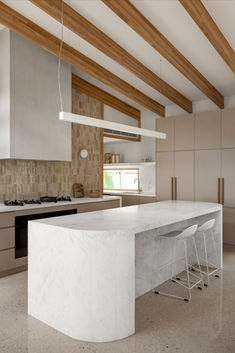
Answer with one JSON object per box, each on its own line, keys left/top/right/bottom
{"left": 57, "top": 2, "right": 166, "bottom": 140}
{"left": 60, "top": 112, "right": 166, "bottom": 139}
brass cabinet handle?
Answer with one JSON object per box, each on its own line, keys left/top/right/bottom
{"left": 171, "top": 177, "right": 174, "bottom": 200}
{"left": 222, "top": 177, "right": 224, "bottom": 205}
{"left": 175, "top": 177, "right": 177, "bottom": 201}
{"left": 218, "top": 178, "right": 221, "bottom": 204}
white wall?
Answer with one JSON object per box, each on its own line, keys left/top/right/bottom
{"left": 104, "top": 107, "right": 156, "bottom": 162}
{"left": 0, "top": 29, "right": 10, "bottom": 158}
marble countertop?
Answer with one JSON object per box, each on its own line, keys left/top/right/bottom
{"left": 103, "top": 191, "right": 156, "bottom": 197}
{"left": 0, "top": 195, "right": 121, "bottom": 213}
{"left": 33, "top": 200, "right": 222, "bottom": 233}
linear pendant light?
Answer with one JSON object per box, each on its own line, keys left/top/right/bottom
{"left": 57, "top": 3, "right": 166, "bottom": 140}
{"left": 60, "top": 112, "right": 166, "bottom": 139}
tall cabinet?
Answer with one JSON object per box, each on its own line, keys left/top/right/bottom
{"left": 156, "top": 107, "right": 235, "bottom": 245}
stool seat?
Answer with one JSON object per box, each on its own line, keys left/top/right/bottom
{"left": 197, "top": 219, "right": 215, "bottom": 232}
{"left": 155, "top": 224, "right": 203, "bottom": 302}
{"left": 161, "top": 224, "right": 198, "bottom": 241}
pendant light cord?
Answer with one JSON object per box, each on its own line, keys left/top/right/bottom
{"left": 58, "top": 0, "right": 64, "bottom": 112}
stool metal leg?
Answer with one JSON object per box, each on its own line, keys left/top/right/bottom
{"left": 183, "top": 240, "right": 192, "bottom": 301}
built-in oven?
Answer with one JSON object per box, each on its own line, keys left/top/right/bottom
{"left": 15, "top": 208, "right": 77, "bottom": 258}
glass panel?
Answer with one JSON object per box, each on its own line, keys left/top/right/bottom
{"left": 103, "top": 169, "right": 139, "bottom": 191}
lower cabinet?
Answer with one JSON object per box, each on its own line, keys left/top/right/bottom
{"left": 223, "top": 207, "right": 235, "bottom": 245}
{"left": 122, "top": 195, "right": 157, "bottom": 207}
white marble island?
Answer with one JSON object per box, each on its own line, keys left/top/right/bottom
{"left": 28, "top": 201, "right": 222, "bottom": 343}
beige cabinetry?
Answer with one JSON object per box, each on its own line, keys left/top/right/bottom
{"left": 175, "top": 151, "right": 195, "bottom": 201}
{"left": 195, "top": 110, "right": 221, "bottom": 150}
{"left": 221, "top": 149, "right": 235, "bottom": 207}
{"left": 156, "top": 108, "right": 235, "bottom": 244}
{"left": 222, "top": 108, "right": 235, "bottom": 148}
{"left": 156, "top": 117, "right": 174, "bottom": 152}
{"left": 223, "top": 208, "right": 235, "bottom": 245}
{"left": 119, "top": 195, "right": 157, "bottom": 207}
{"left": 156, "top": 152, "right": 174, "bottom": 201}
{"left": 195, "top": 150, "right": 221, "bottom": 203}
{"left": 175, "top": 114, "right": 194, "bottom": 151}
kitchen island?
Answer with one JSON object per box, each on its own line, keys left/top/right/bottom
{"left": 28, "top": 201, "right": 222, "bottom": 343}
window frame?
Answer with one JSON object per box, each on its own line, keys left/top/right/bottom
{"left": 103, "top": 168, "right": 140, "bottom": 192}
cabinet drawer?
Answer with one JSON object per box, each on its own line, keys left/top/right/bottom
{"left": 0, "top": 212, "right": 15, "bottom": 228}
{"left": 122, "top": 196, "right": 140, "bottom": 207}
{"left": 79, "top": 200, "right": 120, "bottom": 213}
{"left": 0, "top": 227, "right": 14, "bottom": 250}
{"left": 0, "top": 248, "right": 15, "bottom": 272}
{"left": 139, "top": 196, "right": 157, "bottom": 204}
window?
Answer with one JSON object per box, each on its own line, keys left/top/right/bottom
{"left": 103, "top": 168, "right": 140, "bottom": 191}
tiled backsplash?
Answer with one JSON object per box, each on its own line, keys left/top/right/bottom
{"left": 0, "top": 90, "right": 102, "bottom": 201}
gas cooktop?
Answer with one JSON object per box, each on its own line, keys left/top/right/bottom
{"left": 4, "top": 196, "right": 72, "bottom": 206}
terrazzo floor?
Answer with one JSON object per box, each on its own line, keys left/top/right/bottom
{"left": 0, "top": 245, "right": 234, "bottom": 353}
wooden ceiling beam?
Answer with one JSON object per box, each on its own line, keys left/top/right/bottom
{"left": 0, "top": 1, "right": 165, "bottom": 117}
{"left": 179, "top": 0, "right": 235, "bottom": 74}
{"left": 72, "top": 74, "right": 141, "bottom": 120}
{"left": 29, "top": 0, "right": 192, "bottom": 113}
{"left": 102, "top": 0, "right": 224, "bottom": 109}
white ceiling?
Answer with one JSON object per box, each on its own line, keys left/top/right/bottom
{"left": 1, "top": 0, "right": 235, "bottom": 114}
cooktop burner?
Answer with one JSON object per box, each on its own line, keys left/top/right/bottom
{"left": 4, "top": 196, "right": 72, "bottom": 206}
{"left": 4, "top": 200, "right": 24, "bottom": 206}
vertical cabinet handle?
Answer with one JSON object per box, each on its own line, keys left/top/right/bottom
{"left": 222, "top": 177, "right": 224, "bottom": 206}
{"left": 171, "top": 177, "right": 174, "bottom": 200}
{"left": 218, "top": 178, "right": 221, "bottom": 204}
{"left": 175, "top": 177, "right": 177, "bottom": 201}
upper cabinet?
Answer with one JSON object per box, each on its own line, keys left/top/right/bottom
{"left": 156, "top": 117, "right": 174, "bottom": 152}
{"left": 156, "top": 114, "right": 194, "bottom": 152}
{"left": 0, "top": 30, "right": 72, "bottom": 161}
{"left": 174, "top": 114, "right": 194, "bottom": 151}
{"left": 195, "top": 110, "right": 221, "bottom": 150}
{"left": 222, "top": 108, "right": 235, "bottom": 148}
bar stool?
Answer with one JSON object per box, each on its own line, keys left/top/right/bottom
{"left": 191, "top": 219, "right": 220, "bottom": 286}
{"left": 154, "top": 224, "right": 204, "bottom": 302}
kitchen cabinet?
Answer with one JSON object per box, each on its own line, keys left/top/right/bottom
{"left": 221, "top": 149, "right": 235, "bottom": 207}
{"left": 195, "top": 110, "right": 221, "bottom": 150}
{"left": 175, "top": 151, "right": 194, "bottom": 201}
{"left": 0, "top": 198, "right": 120, "bottom": 278}
{"left": 156, "top": 152, "right": 174, "bottom": 201}
{"left": 223, "top": 207, "right": 235, "bottom": 245}
{"left": 222, "top": 107, "right": 235, "bottom": 148}
{"left": 175, "top": 114, "right": 194, "bottom": 151}
{"left": 156, "top": 117, "right": 174, "bottom": 152}
{"left": 195, "top": 150, "right": 221, "bottom": 203}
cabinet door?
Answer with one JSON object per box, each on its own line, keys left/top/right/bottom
{"left": 156, "top": 117, "right": 174, "bottom": 152}
{"left": 222, "top": 108, "right": 235, "bottom": 148}
{"left": 175, "top": 114, "right": 194, "bottom": 151}
{"left": 222, "top": 149, "right": 235, "bottom": 207}
{"left": 122, "top": 196, "right": 139, "bottom": 207}
{"left": 175, "top": 151, "right": 194, "bottom": 201}
{"left": 156, "top": 152, "right": 174, "bottom": 201}
{"left": 195, "top": 150, "right": 221, "bottom": 202}
{"left": 195, "top": 110, "right": 221, "bottom": 150}
{"left": 223, "top": 207, "right": 235, "bottom": 245}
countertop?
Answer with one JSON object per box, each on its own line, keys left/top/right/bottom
{"left": 32, "top": 200, "right": 222, "bottom": 233}
{"left": 0, "top": 195, "right": 121, "bottom": 213}
{"left": 103, "top": 191, "right": 157, "bottom": 197}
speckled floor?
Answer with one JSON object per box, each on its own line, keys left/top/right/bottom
{"left": 0, "top": 245, "right": 235, "bottom": 353}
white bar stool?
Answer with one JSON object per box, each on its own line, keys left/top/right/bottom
{"left": 154, "top": 224, "right": 204, "bottom": 302}
{"left": 191, "top": 219, "right": 220, "bottom": 286}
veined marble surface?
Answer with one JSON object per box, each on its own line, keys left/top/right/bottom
{"left": 28, "top": 201, "right": 222, "bottom": 343}
{"left": 0, "top": 195, "right": 121, "bottom": 213}
{"left": 33, "top": 201, "right": 222, "bottom": 232}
